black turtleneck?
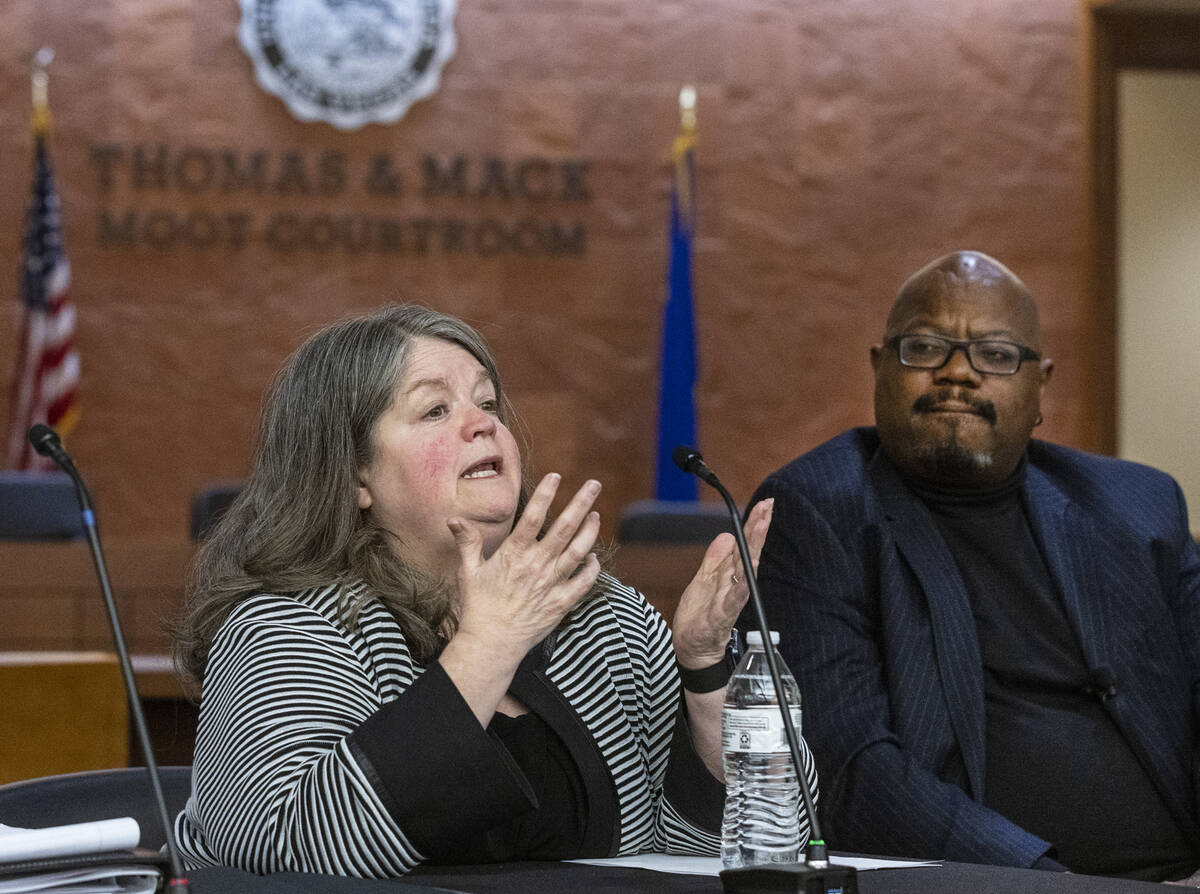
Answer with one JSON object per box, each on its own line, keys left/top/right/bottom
{"left": 906, "top": 460, "right": 1195, "bottom": 881}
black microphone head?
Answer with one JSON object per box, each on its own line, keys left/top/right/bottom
{"left": 672, "top": 444, "right": 702, "bottom": 474}
{"left": 27, "top": 423, "right": 60, "bottom": 457}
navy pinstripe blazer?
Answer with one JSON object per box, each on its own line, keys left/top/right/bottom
{"left": 746, "top": 427, "right": 1200, "bottom": 867}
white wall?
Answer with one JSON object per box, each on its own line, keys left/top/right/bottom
{"left": 1117, "top": 70, "right": 1200, "bottom": 525}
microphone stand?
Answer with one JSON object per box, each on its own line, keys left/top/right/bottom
{"left": 674, "top": 446, "right": 857, "bottom": 894}
{"left": 30, "top": 426, "right": 191, "bottom": 892}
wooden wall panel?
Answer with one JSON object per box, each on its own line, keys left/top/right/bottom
{"left": 0, "top": 1, "right": 1092, "bottom": 623}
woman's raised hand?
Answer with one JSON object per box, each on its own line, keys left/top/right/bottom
{"left": 448, "top": 473, "right": 602, "bottom": 660}
{"left": 671, "top": 498, "right": 774, "bottom": 670}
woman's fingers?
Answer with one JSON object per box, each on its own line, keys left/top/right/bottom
{"left": 744, "top": 498, "right": 774, "bottom": 558}
{"left": 563, "top": 551, "right": 602, "bottom": 602}
{"left": 509, "top": 472, "right": 563, "bottom": 542}
{"left": 510, "top": 475, "right": 602, "bottom": 562}
{"left": 678, "top": 500, "right": 771, "bottom": 599}
{"left": 539, "top": 478, "right": 602, "bottom": 553}
{"left": 553, "top": 509, "right": 601, "bottom": 581}
{"left": 699, "top": 532, "right": 735, "bottom": 580}
{"left": 447, "top": 517, "right": 484, "bottom": 574}
{"left": 464, "top": 475, "right": 602, "bottom": 615}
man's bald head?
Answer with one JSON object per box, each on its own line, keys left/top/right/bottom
{"left": 885, "top": 250, "right": 1042, "bottom": 350}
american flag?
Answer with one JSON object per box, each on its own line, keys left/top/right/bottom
{"left": 5, "top": 120, "right": 81, "bottom": 470}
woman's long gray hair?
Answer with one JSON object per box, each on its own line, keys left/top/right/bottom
{"left": 171, "top": 305, "right": 520, "bottom": 696}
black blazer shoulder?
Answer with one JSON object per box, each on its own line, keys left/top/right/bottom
{"left": 751, "top": 427, "right": 883, "bottom": 522}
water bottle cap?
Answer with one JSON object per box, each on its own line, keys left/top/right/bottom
{"left": 745, "top": 630, "right": 780, "bottom": 647}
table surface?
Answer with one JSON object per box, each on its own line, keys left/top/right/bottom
{"left": 190, "top": 859, "right": 1177, "bottom": 893}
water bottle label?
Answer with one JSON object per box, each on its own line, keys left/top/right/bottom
{"left": 722, "top": 706, "right": 803, "bottom": 753}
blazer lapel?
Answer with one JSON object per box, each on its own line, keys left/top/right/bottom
{"left": 1021, "top": 466, "right": 1109, "bottom": 666}
{"left": 1022, "top": 465, "right": 1154, "bottom": 706}
{"left": 869, "top": 452, "right": 988, "bottom": 799}
{"left": 1023, "top": 463, "right": 1199, "bottom": 836}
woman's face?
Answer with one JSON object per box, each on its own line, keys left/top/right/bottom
{"left": 357, "top": 336, "right": 522, "bottom": 578}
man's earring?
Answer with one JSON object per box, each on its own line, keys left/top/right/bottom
{"left": 1034, "top": 413, "right": 1044, "bottom": 427}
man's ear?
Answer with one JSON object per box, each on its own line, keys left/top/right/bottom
{"left": 1039, "top": 356, "right": 1054, "bottom": 389}
{"left": 870, "top": 343, "right": 884, "bottom": 372}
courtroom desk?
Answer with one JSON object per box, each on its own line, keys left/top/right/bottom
{"left": 191, "top": 860, "right": 1176, "bottom": 894}
{"left": 132, "top": 652, "right": 187, "bottom": 699}
{"left": 0, "top": 651, "right": 128, "bottom": 783}
{"left": 0, "top": 538, "right": 198, "bottom": 767}
{"left": 0, "top": 539, "right": 194, "bottom": 654}
{"left": 128, "top": 655, "right": 197, "bottom": 766}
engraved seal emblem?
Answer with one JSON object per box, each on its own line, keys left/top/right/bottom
{"left": 238, "top": 0, "right": 457, "bottom": 130}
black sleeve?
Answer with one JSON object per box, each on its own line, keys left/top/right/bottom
{"left": 349, "top": 660, "right": 537, "bottom": 856}
{"left": 663, "top": 702, "right": 726, "bottom": 831}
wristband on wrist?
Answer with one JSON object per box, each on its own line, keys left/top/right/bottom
{"left": 677, "top": 652, "right": 735, "bottom": 693}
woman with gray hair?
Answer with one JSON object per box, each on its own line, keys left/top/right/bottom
{"left": 170, "top": 304, "right": 816, "bottom": 876}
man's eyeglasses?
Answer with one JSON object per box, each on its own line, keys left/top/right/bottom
{"left": 885, "top": 334, "right": 1041, "bottom": 376}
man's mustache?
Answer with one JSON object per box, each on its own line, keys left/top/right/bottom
{"left": 912, "top": 390, "right": 997, "bottom": 425}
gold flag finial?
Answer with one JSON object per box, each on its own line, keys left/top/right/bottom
{"left": 31, "top": 47, "right": 54, "bottom": 135}
{"left": 672, "top": 86, "right": 697, "bottom": 228}
{"left": 679, "top": 84, "right": 696, "bottom": 133}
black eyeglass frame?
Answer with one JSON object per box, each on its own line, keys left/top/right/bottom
{"left": 884, "top": 334, "right": 1042, "bottom": 376}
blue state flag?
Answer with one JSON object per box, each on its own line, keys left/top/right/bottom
{"left": 654, "top": 93, "right": 698, "bottom": 500}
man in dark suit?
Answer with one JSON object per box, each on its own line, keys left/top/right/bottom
{"left": 746, "top": 250, "right": 1200, "bottom": 881}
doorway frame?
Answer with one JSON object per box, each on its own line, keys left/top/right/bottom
{"left": 1087, "top": 0, "right": 1200, "bottom": 453}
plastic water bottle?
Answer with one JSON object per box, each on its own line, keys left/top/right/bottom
{"left": 721, "top": 630, "right": 803, "bottom": 869}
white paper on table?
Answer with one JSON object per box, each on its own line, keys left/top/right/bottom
{"left": 569, "top": 853, "right": 940, "bottom": 876}
{"left": 0, "top": 865, "right": 158, "bottom": 894}
{"left": 0, "top": 820, "right": 140, "bottom": 864}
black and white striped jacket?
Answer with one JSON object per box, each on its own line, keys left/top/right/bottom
{"left": 175, "top": 573, "right": 814, "bottom": 876}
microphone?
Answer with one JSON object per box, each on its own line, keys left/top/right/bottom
{"left": 673, "top": 445, "right": 857, "bottom": 894}
{"left": 29, "top": 424, "right": 93, "bottom": 513}
{"left": 671, "top": 444, "right": 720, "bottom": 487}
{"left": 27, "top": 422, "right": 63, "bottom": 460}
{"left": 1084, "top": 667, "right": 1118, "bottom": 703}
{"left": 28, "top": 426, "right": 191, "bottom": 892}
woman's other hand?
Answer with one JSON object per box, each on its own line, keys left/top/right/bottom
{"left": 672, "top": 498, "right": 773, "bottom": 778}
{"left": 671, "top": 498, "right": 773, "bottom": 670}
